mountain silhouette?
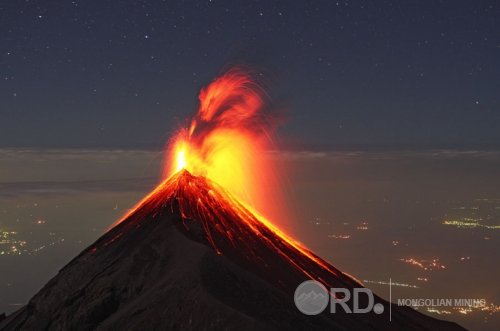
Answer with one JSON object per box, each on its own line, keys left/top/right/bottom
{"left": 0, "top": 170, "right": 465, "bottom": 330}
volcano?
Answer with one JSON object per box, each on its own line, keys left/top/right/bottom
{"left": 0, "top": 170, "right": 464, "bottom": 331}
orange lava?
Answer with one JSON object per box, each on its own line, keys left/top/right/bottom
{"left": 111, "top": 67, "right": 361, "bottom": 289}
{"left": 112, "top": 170, "right": 359, "bottom": 290}
{"left": 165, "top": 67, "right": 282, "bottom": 223}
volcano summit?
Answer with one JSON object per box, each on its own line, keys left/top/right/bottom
{"left": 0, "top": 170, "right": 464, "bottom": 330}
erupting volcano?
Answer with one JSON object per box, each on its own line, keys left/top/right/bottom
{"left": 165, "top": 67, "right": 286, "bottom": 226}
{"left": 0, "top": 68, "right": 464, "bottom": 331}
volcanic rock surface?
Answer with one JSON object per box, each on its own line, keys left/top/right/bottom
{"left": 0, "top": 171, "right": 465, "bottom": 331}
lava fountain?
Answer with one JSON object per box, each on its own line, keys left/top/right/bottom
{"left": 111, "top": 67, "right": 348, "bottom": 285}
{"left": 165, "top": 67, "right": 284, "bottom": 225}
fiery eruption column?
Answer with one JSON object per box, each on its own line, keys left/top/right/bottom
{"left": 111, "top": 67, "right": 355, "bottom": 288}
{"left": 166, "top": 67, "right": 283, "bottom": 225}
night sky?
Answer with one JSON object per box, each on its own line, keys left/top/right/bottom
{"left": 1, "top": 1, "right": 499, "bottom": 149}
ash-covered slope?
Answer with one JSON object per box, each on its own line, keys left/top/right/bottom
{"left": 0, "top": 171, "right": 465, "bottom": 331}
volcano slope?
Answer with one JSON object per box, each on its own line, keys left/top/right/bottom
{"left": 0, "top": 170, "right": 465, "bottom": 330}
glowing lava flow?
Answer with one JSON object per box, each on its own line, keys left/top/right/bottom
{"left": 112, "top": 170, "right": 359, "bottom": 291}
{"left": 112, "top": 67, "right": 361, "bottom": 289}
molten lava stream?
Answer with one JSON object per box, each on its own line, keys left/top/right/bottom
{"left": 112, "top": 67, "right": 356, "bottom": 289}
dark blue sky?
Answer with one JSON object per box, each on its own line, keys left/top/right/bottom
{"left": 1, "top": 0, "right": 499, "bottom": 149}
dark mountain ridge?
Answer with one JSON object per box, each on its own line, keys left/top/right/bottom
{"left": 0, "top": 170, "right": 465, "bottom": 330}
